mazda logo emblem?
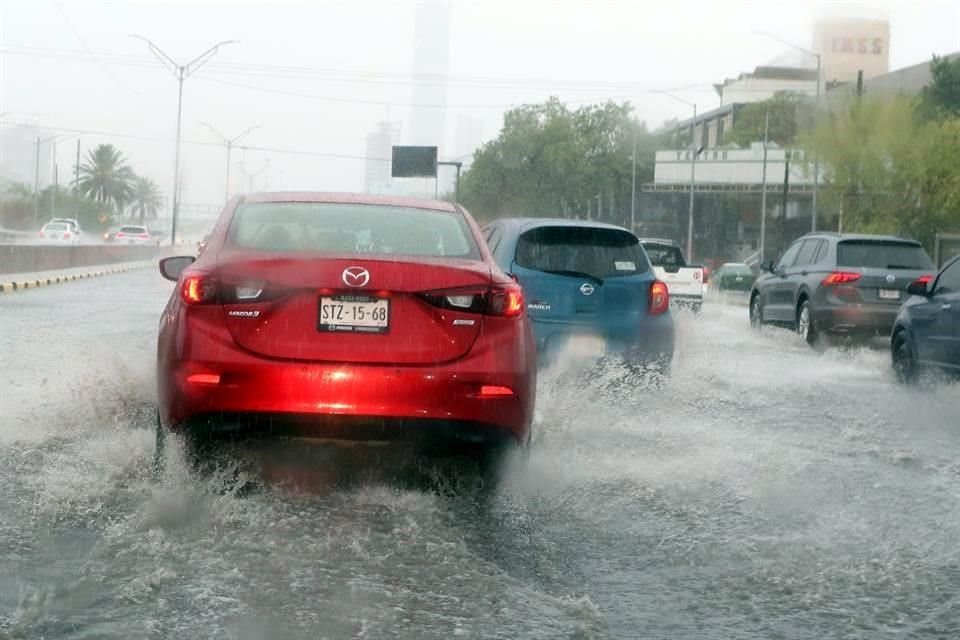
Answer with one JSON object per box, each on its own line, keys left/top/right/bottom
{"left": 580, "top": 283, "right": 595, "bottom": 296}
{"left": 342, "top": 267, "right": 370, "bottom": 287}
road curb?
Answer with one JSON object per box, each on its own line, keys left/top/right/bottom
{"left": 0, "top": 263, "right": 151, "bottom": 294}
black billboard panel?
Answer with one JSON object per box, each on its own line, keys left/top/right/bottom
{"left": 391, "top": 146, "right": 438, "bottom": 178}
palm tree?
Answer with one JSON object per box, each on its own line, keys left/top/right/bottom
{"left": 129, "top": 176, "right": 164, "bottom": 224}
{"left": 76, "top": 144, "right": 135, "bottom": 213}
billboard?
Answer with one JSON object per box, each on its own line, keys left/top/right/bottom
{"left": 814, "top": 18, "right": 890, "bottom": 83}
{"left": 391, "top": 146, "right": 437, "bottom": 178}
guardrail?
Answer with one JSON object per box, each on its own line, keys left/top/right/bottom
{"left": 0, "top": 227, "right": 36, "bottom": 244}
{"left": 0, "top": 245, "right": 160, "bottom": 275}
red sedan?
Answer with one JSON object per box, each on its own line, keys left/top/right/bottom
{"left": 156, "top": 192, "right": 536, "bottom": 463}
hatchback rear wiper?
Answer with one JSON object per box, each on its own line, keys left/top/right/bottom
{"left": 542, "top": 269, "right": 604, "bottom": 285}
{"left": 886, "top": 264, "right": 921, "bottom": 270}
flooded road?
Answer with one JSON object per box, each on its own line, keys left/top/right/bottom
{"left": 2, "top": 271, "right": 958, "bottom": 639}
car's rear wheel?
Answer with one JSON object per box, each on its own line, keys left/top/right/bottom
{"left": 892, "top": 331, "right": 918, "bottom": 384}
{"left": 797, "top": 300, "right": 818, "bottom": 346}
{"left": 749, "top": 294, "right": 763, "bottom": 329}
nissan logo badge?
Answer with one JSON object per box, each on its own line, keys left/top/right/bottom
{"left": 580, "top": 283, "right": 595, "bottom": 296}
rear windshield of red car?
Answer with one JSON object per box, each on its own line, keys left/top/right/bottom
{"left": 837, "top": 240, "right": 933, "bottom": 270}
{"left": 515, "top": 226, "right": 650, "bottom": 279}
{"left": 227, "top": 202, "right": 480, "bottom": 259}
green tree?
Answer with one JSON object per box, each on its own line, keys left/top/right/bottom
{"left": 76, "top": 144, "right": 135, "bottom": 213}
{"left": 129, "top": 176, "right": 163, "bottom": 224}
{"left": 726, "top": 92, "right": 810, "bottom": 147}
{"left": 459, "top": 97, "right": 667, "bottom": 224}
{"left": 919, "top": 54, "right": 960, "bottom": 121}
{"left": 812, "top": 95, "right": 960, "bottom": 249}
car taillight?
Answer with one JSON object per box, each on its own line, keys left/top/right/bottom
{"left": 419, "top": 283, "right": 524, "bottom": 317}
{"left": 916, "top": 274, "right": 934, "bottom": 286}
{"left": 488, "top": 284, "right": 524, "bottom": 317}
{"left": 649, "top": 280, "right": 669, "bottom": 315}
{"left": 822, "top": 271, "right": 861, "bottom": 286}
{"left": 63, "top": 232, "right": 71, "bottom": 239}
{"left": 702, "top": 267, "right": 710, "bottom": 283}
{"left": 139, "top": 233, "right": 149, "bottom": 239}
{"left": 39, "top": 231, "right": 45, "bottom": 237}
{"left": 181, "top": 274, "right": 218, "bottom": 304}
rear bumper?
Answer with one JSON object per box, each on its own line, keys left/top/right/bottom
{"left": 161, "top": 359, "right": 530, "bottom": 444}
{"left": 670, "top": 294, "right": 703, "bottom": 306}
{"left": 813, "top": 303, "right": 900, "bottom": 335}
{"left": 532, "top": 314, "right": 675, "bottom": 366}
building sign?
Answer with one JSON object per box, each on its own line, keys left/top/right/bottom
{"left": 814, "top": 18, "right": 890, "bottom": 83}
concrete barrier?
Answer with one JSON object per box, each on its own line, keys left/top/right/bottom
{"left": 0, "top": 245, "right": 159, "bottom": 275}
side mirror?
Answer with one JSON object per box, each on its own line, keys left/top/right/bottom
{"left": 159, "top": 256, "right": 196, "bottom": 282}
{"left": 906, "top": 279, "right": 930, "bottom": 297}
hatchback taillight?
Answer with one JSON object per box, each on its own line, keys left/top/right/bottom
{"left": 649, "top": 280, "right": 669, "bottom": 315}
{"left": 822, "top": 271, "right": 861, "bottom": 286}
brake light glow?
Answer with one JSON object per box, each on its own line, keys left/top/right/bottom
{"left": 821, "top": 271, "right": 862, "bottom": 286}
{"left": 479, "top": 385, "right": 514, "bottom": 397}
{"left": 181, "top": 275, "right": 218, "bottom": 304}
{"left": 649, "top": 280, "right": 669, "bottom": 315}
{"left": 490, "top": 284, "right": 524, "bottom": 318}
{"left": 916, "top": 274, "right": 934, "bottom": 286}
{"left": 63, "top": 232, "right": 70, "bottom": 239}
{"left": 186, "top": 373, "right": 221, "bottom": 385}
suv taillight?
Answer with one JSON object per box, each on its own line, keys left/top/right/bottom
{"left": 822, "top": 271, "right": 861, "bottom": 286}
{"left": 649, "top": 280, "right": 669, "bottom": 315}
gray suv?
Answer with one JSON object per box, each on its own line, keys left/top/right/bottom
{"left": 750, "top": 233, "right": 936, "bottom": 345}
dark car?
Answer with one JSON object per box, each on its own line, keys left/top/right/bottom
{"left": 750, "top": 233, "right": 936, "bottom": 345}
{"left": 482, "top": 218, "right": 674, "bottom": 370}
{"left": 156, "top": 192, "right": 536, "bottom": 468}
{"left": 714, "top": 262, "right": 756, "bottom": 292}
{"left": 891, "top": 256, "right": 960, "bottom": 382}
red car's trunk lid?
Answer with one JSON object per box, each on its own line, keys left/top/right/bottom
{"left": 216, "top": 252, "right": 491, "bottom": 364}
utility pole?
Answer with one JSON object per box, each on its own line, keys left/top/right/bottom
{"left": 74, "top": 139, "right": 81, "bottom": 218}
{"left": 437, "top": 160, "right": 463, "bottom": 202}
{"left": 133, "top": 35, "right": 238, "bottom": 246}
{"left": 202, "top": 122, "right": 260, "bottom": 203}
{"left": 812, "top": 51, "right": 821, "bottom": 232}
{"left": 781, "top": 150, "right": 790, "bottom": 253}
{"left": 33, "top": 136, "right": 40, "bottom": 227}
{"left": 630, "top": 125, "right": 637, "bottom": 233}
{"left": 759, "top": 111, "right": 770, "bottom": 265}
{"left": 687, "top": 103, "right": 698, "bottom": 261}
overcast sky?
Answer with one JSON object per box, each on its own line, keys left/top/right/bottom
{"left": 2, "top": 0, "right": 958, "bottom": 208}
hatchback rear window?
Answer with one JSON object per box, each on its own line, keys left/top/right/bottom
{"left": 515, "top": 226, "right": 649, "bottom": 279}
{"left": 43, "top": 224, "right": 68, "bottom": 231}
{"left": 228, "top": 203, "right": 479, "bottom": 259}
{"left": 837, "top": 241, "right": 934, "bottom": 270}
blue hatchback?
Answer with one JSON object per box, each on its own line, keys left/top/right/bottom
{"left": 481, "top": 218, "right": 674, "bottom": 368}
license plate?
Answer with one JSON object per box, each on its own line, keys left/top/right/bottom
{"left": 318, "top": 295, "right": 389, "bottom": 334}
{"left": 567, "top": 335, "right": 605, "bottom": 358}
{"left": 878, "top": 288, "right": 901, "bottom": 300}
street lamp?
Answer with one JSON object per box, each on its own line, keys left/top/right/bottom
{"left": 754, "top": 31, "right": 822, "bottom": 232}
{"left": 202, "top": 122, "right": 260, "bottom": 203}
{"left": 132, "top": 35, "right": 238, "bottom": 245}
{"left": 654, "top": 90, "right": 699, "bottom": 260}
{"left": 33, "top": 133, "right": 70, "bottom": 227}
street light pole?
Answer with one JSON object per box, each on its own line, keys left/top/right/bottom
{"left": 630, "top": 125, "right": 637, "bottom": 233}
{"left": 687, "top": 103, "right": 698, "bottom": 261}
{"left": 133, "top": 35, "right": 238, "bottom": 246}
{"left": 759, "top": 110, "right": 770, "bottom": 265}
{"left": 202, "top": 122, "right": 260, "bottom": 203}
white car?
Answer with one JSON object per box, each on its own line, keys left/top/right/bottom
{"left": 50, "top": 218, "right": 83, "bottom": 238}
{"left": 114, "top": 225, "right": 155, "bottom": 245}
{"left": 39, "top": 222, "right": 81, "bottom": 245}
{"left": 639, "top": 238, "right": 705, "bottom": 312}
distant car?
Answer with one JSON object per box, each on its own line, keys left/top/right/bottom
{"left": 157, "top": 192, "right": 535, "bottom": 468}
{"left": 638, "top": 238, "right": 705, "bottom": 312}
{"left": 891, "top": 256, "right": 960, "bottom": 382}
{"left": 39, "top": 221, "right": 80, "bottom": 245}
{"left": 714, "top": 262, "right": 756, "bottom": 292}
{"left": 114, "top": 225, "right": 155, "bottom": 245}
{"left": 50, "top": 218, "right": 82, "bottom": 237}
{"left": 750, "top": 232, "right": 936, "bottom": 346}
{"left": 483, "top": 218, "right": 674, "bottom": 370}
{"left": 103, "top": 227, "right": 121, "bottom": 242}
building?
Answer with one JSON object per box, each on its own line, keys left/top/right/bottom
{"left": 408, "top": 1, "right": 451, "bottom": 148}
{"left": 364, "top": 121, "right": 401, "bottom": 194}
{"left": 827, "top": 51, "right": 960, "bottom": 104}
{"left": 814, "top": 18, "right": 890, "bottom": 85}
{"left": 715, "top": 65, "right": 818, "bottom": 105}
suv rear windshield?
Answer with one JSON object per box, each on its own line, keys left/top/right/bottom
{"left": 228, "top": 203, "right": 479, "bottom": 259}
{"left": 642, "top": 243, "right": 685, "bottom": 267}
{"left": 515, "top": 226, "right": 649, "bottom": 279}
{"left": 837, "top": 241, "right": 934, "bottom": 270}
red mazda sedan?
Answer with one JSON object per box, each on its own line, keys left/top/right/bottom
{"left": 156, "top": 193, "right": 536, "bottom": 461}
